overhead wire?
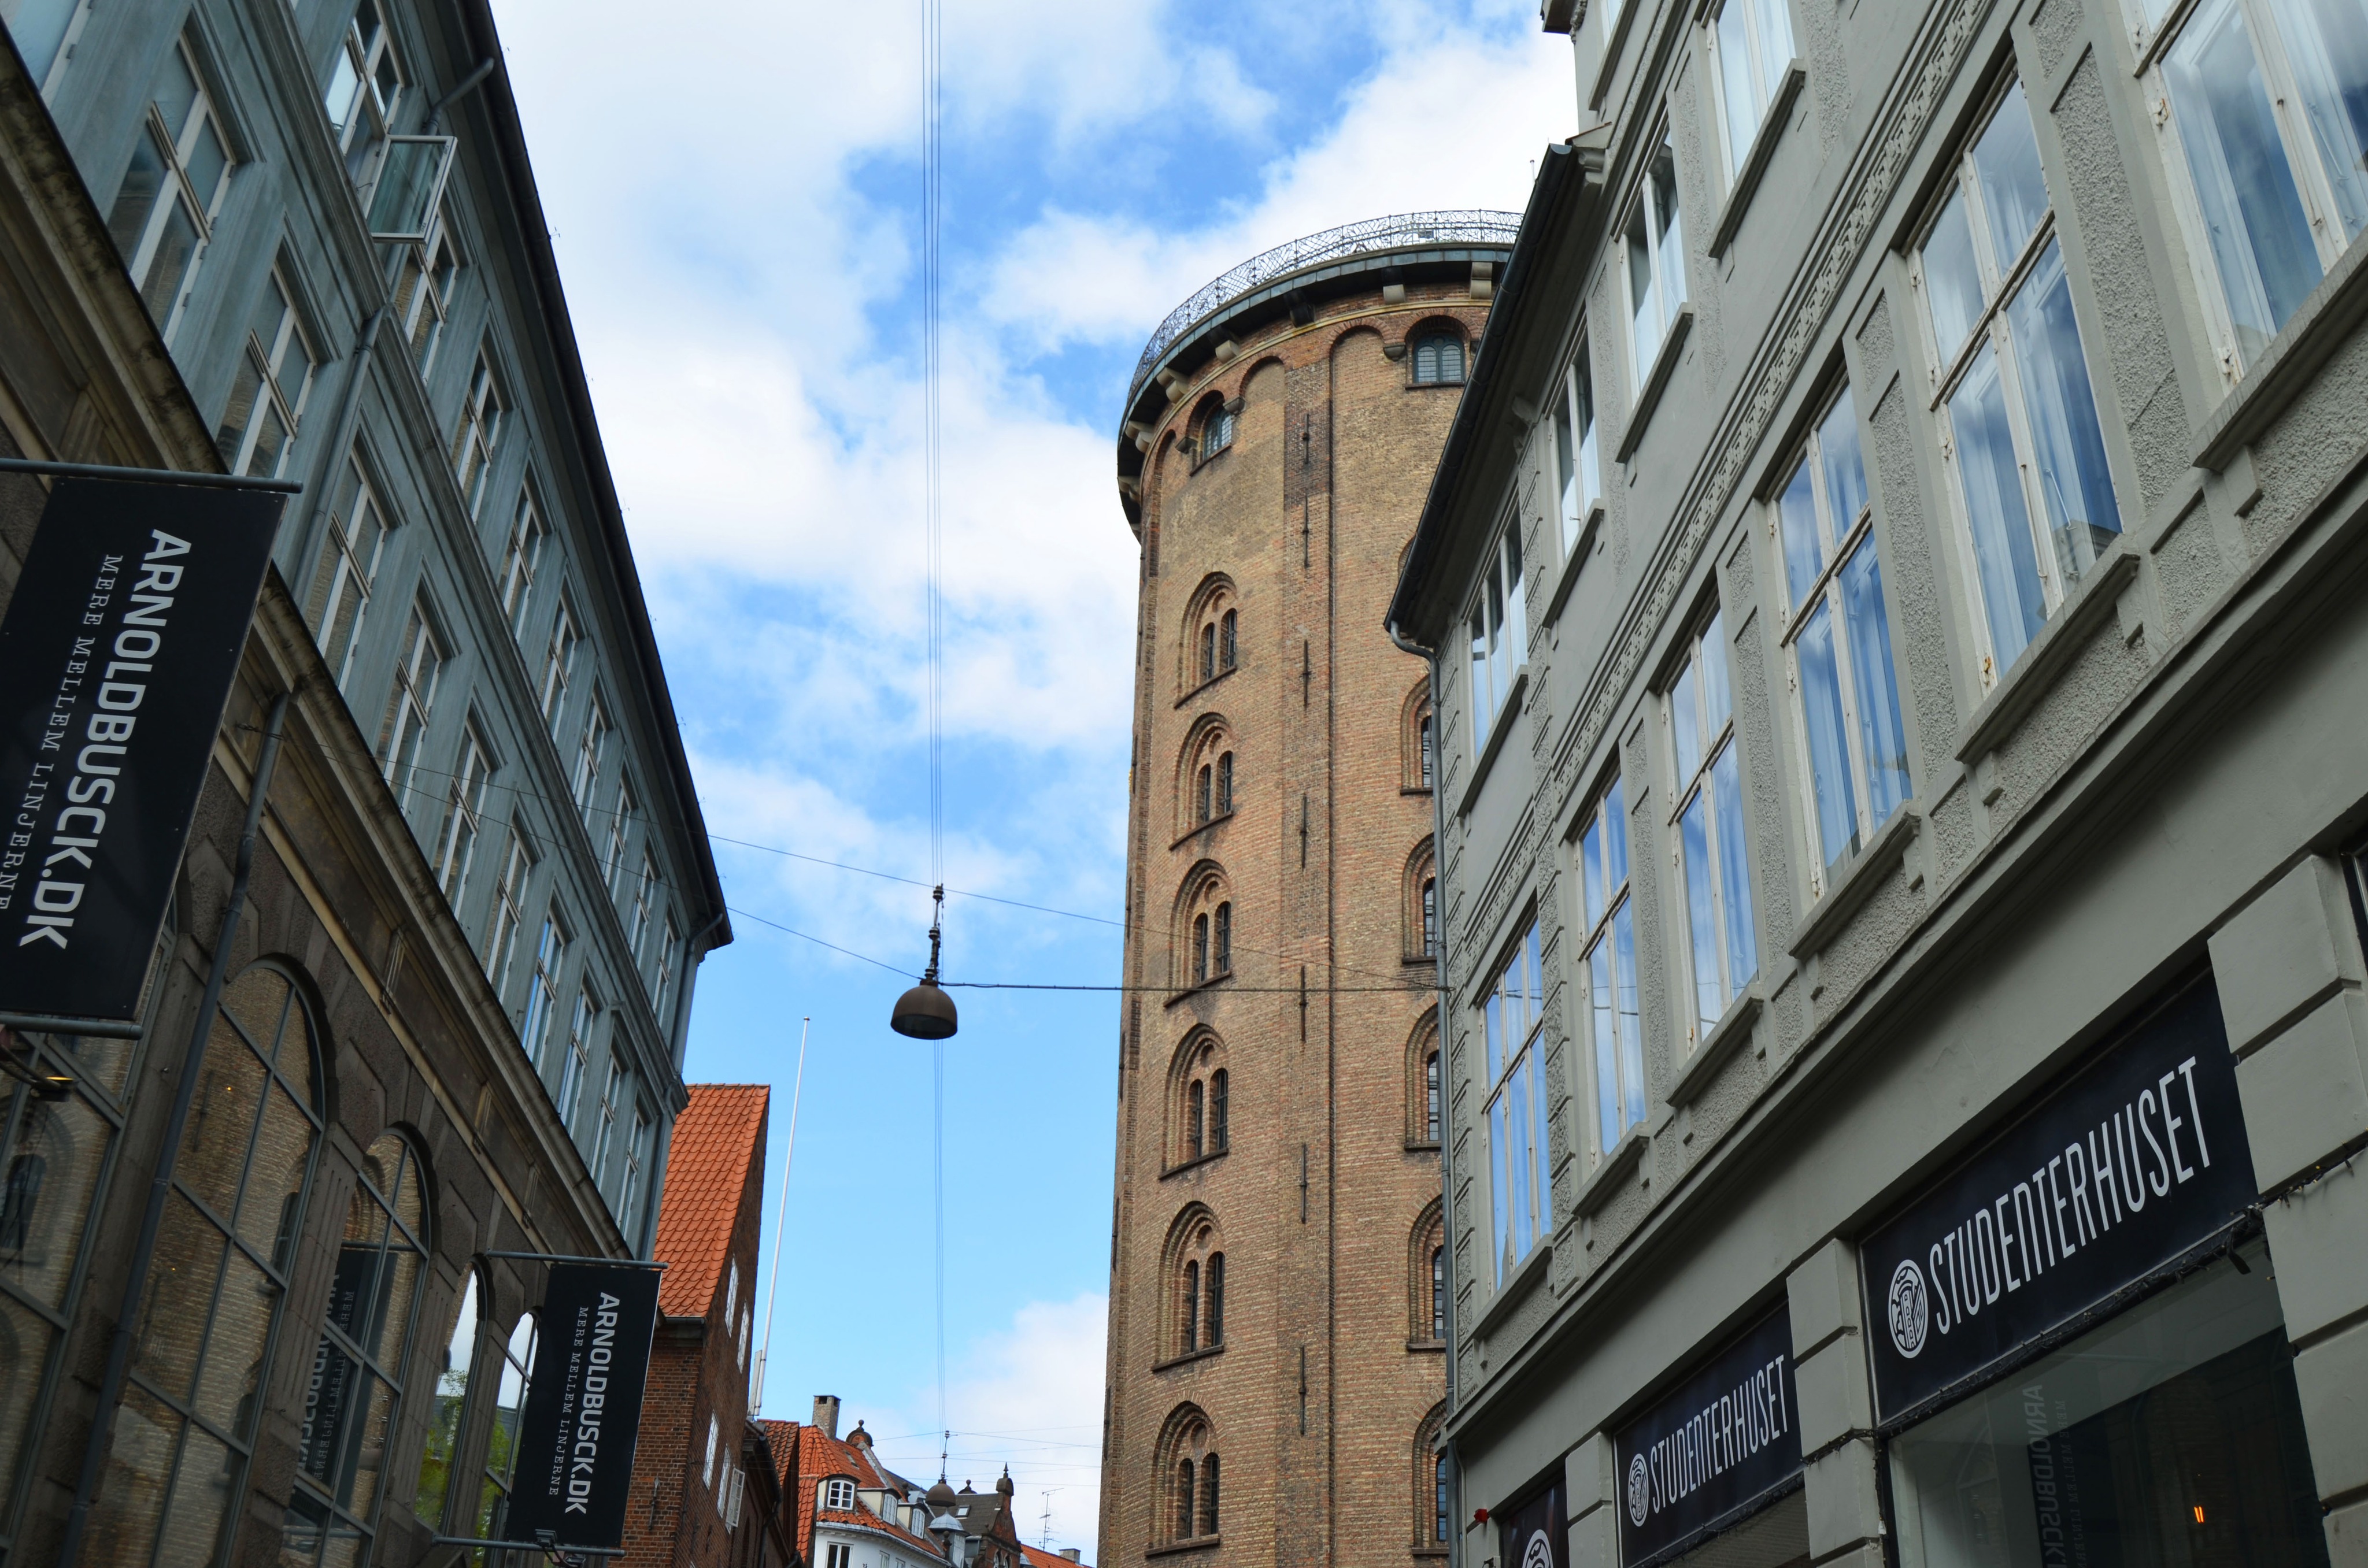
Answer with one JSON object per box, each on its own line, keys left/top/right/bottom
{"left": 920, "top": 0, "right": 951, "bottom": 1489}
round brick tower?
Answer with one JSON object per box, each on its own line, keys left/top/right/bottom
{"left": 1100, "top": 214, "right": 1518, "bottom": 1568}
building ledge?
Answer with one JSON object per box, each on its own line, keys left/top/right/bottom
{"left": 1170, "top": 811, "right": 1237, "bottom": 854}
{"left": 2196, "top": 209, "right": 2368, "bottom": 472}
{"left": 1572, "top": 1124, "right": 1647, "bottom": 1218}
{"left": 1545, "top": 502, "right": 1605, "bottom": 628}
{"left": 1406, "top": 1337, "right": 1447, "bottom": 1353}
{"left": 1708, "top": 64, "right": 1805, "bottom": 261}
{"left": 1174, "top": 663, "right": 1240, "bottom": 711}
{"left": 1148, "top": 1538, "right": 1221, "bottom": 1559}
{"left": 1667, "top": 987, "right": 1762, "bottom": 1107}
{"left": 1164, "top": 972, "right": 1235, "bottom": 1009}
{"left": 1788, "top": 803, "right": 1921, "bottom": 960}
{"left": 1470, "top": 1234, "right": 1553, "bottom": 1339}
{"left": 1616, "top": 306, "right": 1693, "bottom": 464}
{"left": 1152, "top": 1344, "right": 1226, "bottom": 1374}
{"left": 1954, "top": 547, "right": 2140, "bottom": 765}
{"left": 1159, "top": 1147, "right": 1230, "bottom": 1181}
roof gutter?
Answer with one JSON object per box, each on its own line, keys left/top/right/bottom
{"left": 1387, "top": 134, "right": 1603, "bottom": 647}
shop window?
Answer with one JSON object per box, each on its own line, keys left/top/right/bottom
{"left": 1914, "top": 80, "right": 2121, "bottom": 683}
{"left": 1664, "top": 607, "right": 1757, "bottom": 1041}
{"left": 413, "top": 1269, "right": 481, "bottom": 1529}
{"left": 85, "top": 963, "right": 324, "bottom": 1566}
{"left": 1888, "top": 1243, "right": 2326, "bottom": 1568}
{"left": 2138, "top": 0, "right": 2368, "bottom": 375}
{"left": 472, "top": 1311, "right": 539, "bottom": 1543}
{"left": 1482, "top": 924, "right": 1551, "bottom": 1283}
{"left": 1575, "top": 778, "right": 1644, "bottom": 1157}
{"left": 1774, "top": 385, "right": 1909, "bottom": 885}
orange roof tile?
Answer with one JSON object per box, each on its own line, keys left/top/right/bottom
{"left": 1022, "top": 1544, "right": 1084, "bottom": 1568}
{"left": 653, "top": 1084, "right": 769, "bottom": 1319}
{"left": 782, "top": 1422, "right": 948, "bottom": 1560}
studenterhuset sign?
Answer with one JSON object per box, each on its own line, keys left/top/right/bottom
{"left": 1859, "top": 975, "right": 2253, "bottom": 1421}
{"left": 506, "top": 1264, "right": 661, "bottom": 1550}
{"left": 0, "top": 477, "right": 282, "bottom": 1024}
{"left": 1496, "top": 1474, "right": 1566, "bottom": 1568}
{"left": 1613, "top": 1306, "right": 1799, "bottom": 1566}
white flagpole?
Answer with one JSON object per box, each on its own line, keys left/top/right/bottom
{"left": 754, "top": 1015, "right": 809, "bottom": 1411}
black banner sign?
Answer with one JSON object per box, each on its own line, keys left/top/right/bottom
{"left": 1496, "top": 1474, "right": 1566, "bottom": 1568}
{"left": 1613, "top": 1306, "right": 1798, "bottom": 1565}
{"left": 1860, "top": 976, "right": 2253, "bottom": 1421}
{"left": 0, "top": 477, "right": 282, "bottom": 1022}
{"left": 506, "top": 1264, "right": 660, "bottom": 1548}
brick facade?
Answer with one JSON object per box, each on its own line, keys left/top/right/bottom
{"left": 623, "top": 1085, "right": 772, "bottom": 1568}
{"left": 1102, "top": 258, "right": 1497, "bottom": 1568}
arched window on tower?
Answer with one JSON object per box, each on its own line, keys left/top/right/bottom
{"left": 1165, "top": 1212, "right": 1226, "bottom": 1362}
{"left": 1200, "top": 622, "right": 1216, "bottom": 683}
{"left": 1178, "top": 868, "right": 1232, "bottom": 991}
{"left": 1220, "top": 609, "right": 1237, "bottom": 669}
{"left": 1431, "top": 1245, "right": 1446, "bottom": 1340}
{"left": 1206, "top": 1253, "right": 1225, "bottom": 1345}
{"left": 1158, "top": 1407, "right": 1219, "bottom": 1545}
{"left": 1422, "top": 877, "right": 1438, "bottom": 958}
{"left": 1187, "top": 1080, "right": 1205, "bottom": 1159}
{"left": 1201, "top": 1453, "right": 1221, "bottom": 1535}
{"left": 1196, "top": 764, "right": 1213, "bottom": 825}
{"left": 1415, "top": 1403, "right": 1450, "bottom": 1553}
{"left": 1413, "top": 332, "right": 1466, "bottom": 386}
{"left": 1202, "top": 403, "right": 1236, "bottom": 457}
{"left": 1210, "top": 1068, "right": 1229, "bottom": 1152}
{"left": 1182, "top": 1260, "right": 1201, "bottom": 1353}
{"left": 1213, "top": 903, "right": 1231, "bottom": 975}
{"left": 1176, "top": 1458, "right": 1196, "bottom": 1540}
{"left": 1426, "top": 1049, "right": 1441, "bottom": 1144}
{"left": 1193, "top": 915, "right": 1211, "bottom": 984}
{"left": 1435, "top": 1452, "right": 1451, "bottom": 1545}
{"left": 1171, "top": 1034, "right": 1230, "bottom": 1169}
{"left": 1215, "top": 752, "right": 1234, "bottom": 815}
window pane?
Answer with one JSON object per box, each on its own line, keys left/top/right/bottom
{"left": 1581, "top": 818, "right": 1605, "bottom": 931}
{"left": 1627, "top": 203, "right": 1659, "bottom": 374}
{"left": 415, "top": 1274, "right": 478, "bottom": 1527}
{"left": 1714, "top": 744, "right": 1756, "bottom": 991}
{"left": 1701, "top": 610, "right": 1731, "bottom": 733}
{"left": 1819, "top": 389, "right": 1868, "bottom": 531}
{"left": 0, "top": 1290, "right": 56, "bottom": 1504}
{"left": 1680, "top": 792, "right": 1721, "bottom": 1033}
{"left": 1507, "top": 1058, "right": 1533, "bottom": 1258}
{"left": 1612, "top": 905, "right": 1644, "bottom": 1132}
{"left": 190, "top": 1243, "right": 275, "bottom": 1439}
{"left": 89, "top": 1383, "right": 176, "bottom": 1565}
{"left": 1840, "top": 547, "right": 1911, "bottom": 827}
{"left": 1778, "top": 459, "right": 1824, "bottom": 608}
{"left": 324, "top": 46, "right": 361, "bottom": 128}
{"left": 1651, "top": 148, "right": 1686, "bottom": 317}
{"left": 1489, "top": 1093, "right": 1512, "bottom": 1280}
{"left": 1797, "top": 602, "right": 1858, "bottom": 866}
{"left": 247, "top": 399, "right": 291, "bottom": 479}
{"left": 2274, "top": 0, "right": 2368, "bottom": 243}
{"left": 1947, "top": 341, "right": 2049, "bottom": 667}
{"left": 153, "top": 46, "right": 198, "bottom": 140}
{"left": 182, "top": 1016, "right": 266, "bottom": 1223}
{"left": 238, "top": 1083, "right": 315, "bottom": 1272}
{"left": 8, "top": 0, "right": 79, "bottom": 83}
{"left": 1718, "top": 1, "right": 1759, "bottom": 174}
{"left": 1605, "top": 778, "right": 1629, "bottom": 886}
{"left": 1590, "top": 942, "right": 1619, "bottom": 1154}
{"left": 1529, "top": 1046, "right": 1554, "bottom": 1235}
{"left": 106, "top": 131, "right": 166, "bottom": 264}
{"left": 215, "top": 352, "right": 262, "bottom": 469}
{"left": 1972, "top": 84, "right": 2049, "bottom": 270}
{"left": 1575, "top": 355, "right": 1601, "bottom": 513}
{"left": 183, "top": 118, "right": 228, "bottom": 212}
{"left": 1922, "top": 190, "right": 1986, "bottom": 360}
{"left": 1555, "top": 396, "right": 1579, "bottom": 554}
{"left": 1483, "top": 993, "right": 1503, "bottom": 1085}
{"left": 1671, "top": 663, "right": 1701, "bottom": 776}
{"left": 2165, "top": 0, "right": 2325, "bottom": 358}
{"left": 1755, "top": 0, "right": 1795, "bottom": 71}
{"left": 132, "top": 1192, "right": 224, "bottom": 1403}
{"left": 158, "top": 1419, "right": 237, "bottom": 1567}
{"left": 139, "top": 195, "right": 200, "bottom": 329}
{"left": 0, "top": 1093, "right": 109, "bottom": 1311}
{"left": 2007, "top": 240, "right": 2122, "bottom": 583}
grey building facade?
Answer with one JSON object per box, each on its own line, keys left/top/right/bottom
{"left": 1386, "top": 0, "right": 2368, "bottom": 1564}
{"left": 0, "top": 0, "right": 725, "bottom": 1562}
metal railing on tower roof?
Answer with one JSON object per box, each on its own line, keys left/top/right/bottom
{"left": 1127, "top": 210, "right": 1522, "bottom": 403}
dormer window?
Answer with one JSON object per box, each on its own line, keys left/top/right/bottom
{"left": 824, "top": 1478, "right": 856, "bottom": 1511}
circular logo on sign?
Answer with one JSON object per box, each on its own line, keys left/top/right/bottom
{"left": 1626, "top": 1454, "right": 1650, "bottom": 1527}
{"left": 1523, "top": 1530, "right": 1554, "bottom": 1568}
{"left": 1888, "top": 1258, "right": 1929, "bottom": 1360}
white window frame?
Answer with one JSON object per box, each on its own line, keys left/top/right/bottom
{"left": 323, "top": 0, "right": 403, "bottom": 185}
{"left": 1707, "top": 0, "right": 1798, "bottom": 182}
{"left": 392, "top": 203, "right": 462, "bottom": 373}
{"left": 520, "top": 910, "right": 569, "bottom": 1066}
{"left": 1663, "top": 608, "right": 1756, "bottom": 1047}
{"left": 1551, "top": 343, "right": 1601, "bottom": 561}
{"left": 109, "top": 32, "right": 235, "bottom": 343}
{"left": 1910, "top": 78, "right": 2123, "bottom": 688}
{"left": 1771, "top": 387, "right": 1911, "bottom": 887}
{"left": 1573, "top": 777, "right": 1644, "bottom": 1160}
{"left": 824, "top": 1479, "right": 856, "bottom": 1511}
{"left": 432, "top": 721, "right": 493, "bottom": 899}
{"left": 604, "top": 777, "right": 639, "bottom": 892}
{"left": 216, "top": 264, "right": 319, "bottom": 479}
{"left": 558, "top": 982, "right": 600, "bottom": 1124}
{"left": 704, "top": 1416, "right": 720, "bottom": 1488}
{"left": 630, "top": 851, "right": 658, "bottom": 957}
{"left": 653, "top": 913, "right": 680, "bottom": 1018}
{"left": 621, "top": 1099, "right": 653, "bottom": 1233}
{"left": 1621, "top": 136, "right": 1688, "bottom": 390}
{"left": 484, "top": 823, "right": 535, "bottom": 989}
{"left": 498, "top": 487, "right": 547, "bottom": 637}
{"left": 378, "top": 597, "right": 445, "bottom": 810}
{"left": 592, "top": 1050, "right": 628, "bottom": 1188}
{"left": 1465, "top": 523, "right": 1527, "bottom": 755}
{"left": 314, "top": 451, "right": 390, "bottom": 691}
{"left": 541, "top": 600, "right": 580, "bottom": 728}
{"left": 452, "top": 347, "right": 506, "bottom": 516}
{"left": 1479, "top": 922, "right": 1551, "bottom": 1284}
{"left": 573, "top": 698, "right": 610, "bottom": 818}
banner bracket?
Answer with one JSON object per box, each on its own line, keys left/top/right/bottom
{"left": 429, "top": 1536, "right": 626, "bottom": 1561}
{"left": 0, "top": 455, "right": 303, "bottom": 494}
{"left": 483, "top": 1250, "right": 668, "bottom": 1268}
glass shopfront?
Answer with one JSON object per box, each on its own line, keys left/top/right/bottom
{"left": 1890, "top": 1240, "right": 2325, "bottom": 1567}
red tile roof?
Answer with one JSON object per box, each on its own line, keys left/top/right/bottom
{"left": 1022, "top": 1544, "right": 1085, "bottom": 1568}
{"left": 780, "top": 1422, "right": 944, "bottom": 1560}
{"left": 653, "top": 1084, "right": 769, "bottom": 1319}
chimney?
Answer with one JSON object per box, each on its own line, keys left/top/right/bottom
{"left": 1061, "top": 1552, "right": 1081, "bottom": 1562}
{"left": 812, "top": 1395, "right": 841, "bottom": 1440}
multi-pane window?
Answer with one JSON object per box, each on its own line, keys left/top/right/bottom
{"left": 498, "top": 491, "right": 547, "bottom": 638}
{"left": 5, "top": 0, "right": 87, "bottom": 91}
{"left": 472, "top": 1313, "right": 538, "bottom": 1550}
{"left": 630, "top": 852, "right": 658, "bottom": 957}
{"left": 540, "top": 602, "right": 579, "bottom": 726}
{"left": 1430, "top": 1245, "right": 1447, "bottom": 1340}
{"left": 1775, "top": 388, "right": 1911, "bottom": 883}
{"left": 412, "top": 1269, "right": 478, "bottom": 1529}
{"left": 1482, "top": 925, "right": 1551, "bottom": 1282}
{"left": 311, "top": 454, "right": 390, "bottom": 691}
{"left": 377, "top": 600, "right": 445, "bottom": 810}
{"left": 1412, "top": 332, "right": 1466, "bottom": 385}
{"left": 432, "top": 724, "right": 491, "bottom": 899}
{"left": 620, "top": 1102, "right": 654, "bottom": 1236}
{"left": 1665, "top": 610, "right": 1757, "bottom": 1040}
{"left": 604, "top": 779, "right": 639, "bottom": 891}
{"left": 1915, "top": 81, "right": 2121, "bottom": 680}
{"left": 1419, "top": 710, "right": 1435, "bottom": 789}
{"left": 1575, "top": 780, "right": 1644, "bottom": 1155}
{"left": 593, "top": 1053, "right": 629, "bottom": 1192}
{"left": 1219, "top": 609, "right": 1237, "bottom": 669}
{"left": 1201, "top": 403, "right": 1236, "bottom": 458}
{"left": 1624, "top": 139, "right": 1688, "bottom": 386}
{"left": 452, "top": 350, "right": 506, "bottom": 517}
{"left": 390, "top": 207, "right": 461, "bottom": 372}
{"left": 520, "top": 914, "right": 568, "bottom": 1066}
{"left": 284, "top": 1134, "right": 427, "bottom": 1566}
{"left": 574, "top": 701, "right": 610, "bottom": 818}
{"left": 653, "top": 915, "right": 680, "bottom": 1021}
{"left": 2141, "top": 0, "right": 2368, "bottom": 373}
{"left": 1467, "top": 525, "right": 1526, "bottom": 753}
{"left": 86, "top": 965, "right": 321, "bottom": 1567}
{"left": 105, "top": 32, "right": 234, "bottom": 339}
{"left": 1425, "top": 1047, "right": 1441, "bottom": 1143}
{"left": 1421, "top": 877, "right": 1438, "bottom": 958}
{"left": 1710, "top": 0, "right": 1797, "bottom": 179}
{"left": 483, "top": 825, "right": 534, "bottom": 989}
{"left": 322, "top": 0, "right": 402, "bottom": 184}
{"left": 216, "top": 268, "right": 318, "bottom": 479}
{"left": 558, "top": 985, "right": 600, "bottom": 1124}
{"left": 1552, "top": 348, "right": 1602, "bottom": 559}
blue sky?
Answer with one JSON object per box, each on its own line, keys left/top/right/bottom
{"left": 487, "top": 0, "right": 1576, "bottom": 1550}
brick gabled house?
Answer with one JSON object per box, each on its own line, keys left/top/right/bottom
{"left": 623, "top": 1084, "right": 771, "bottom": 1568}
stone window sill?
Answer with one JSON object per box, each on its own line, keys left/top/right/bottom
{"left": 2196, "top": 214, "right": 2368, "bottom": 473}
{"left": 1160, "top": 1148, "right": 1229, "bottom": 1181}
{"left": 1544, "top": 501, "right": 1606, "bottom": 628}
{"left": 1170, "top": 811, "right": 1236, "bottom": 854}
{"left": 1174, "top": 662, "right": 1240, "bottom": 710}
{"left": 1572, "top": 1124, "right": 1646, "bottom": 1218}
{"left": 1405, "top": 1336, "right": 1446, "bottom": 1353}
{"left": 1470, "top": 1236, "right": 1553, "bottom": 1339}
{"left": 1615, "top": 305, "right": 1694, "bottom": 464}
{"left": 1954, "top": 547, "right": 2140, "bottom": 765}
{"left": 1788, "top": 803, "right": 1922, "bottom": 960}
{"left": 1164, "top": 972, "right": 1235, "bottom": 1009}
{"left": 1455, "top": 666, "right": 1529, "bottom": 820}
{"left": 1667, "top": 986, "right": 1762, "bottom": 1107}
{"left": 1708, "top": 63, "right": 1805, "bottom": 261}
{"left": 1149, "top": 1537, "right": 1221, "bottom": 1558}
{"left": 1152, "top": 1344, "right": 1225, "bottom": 1374}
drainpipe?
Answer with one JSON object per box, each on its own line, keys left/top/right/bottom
{"left": 424, "top": 57, "right": 499, "bottom": 134}
{"left": 57, "top": 688, "right": 293, "bottom": 1568}
{"left": 1388, "top": 619, "right": 1460, "bottom": 1568}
